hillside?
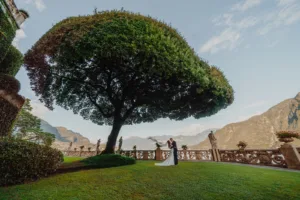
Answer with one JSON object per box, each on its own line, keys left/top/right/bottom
{"left": 192, "top": 93, "right": 300, "bottom": 149}
{"left": 40, "top": 120, "right": 96, "bottom": 151}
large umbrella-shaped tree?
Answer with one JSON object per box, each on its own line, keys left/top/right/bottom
{"left": 24, "top": 11, "right": 234, "bottom": 154}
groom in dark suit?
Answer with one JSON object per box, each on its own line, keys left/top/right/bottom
{"left": 170, "top": 138, "right": 178, "bottom": 165}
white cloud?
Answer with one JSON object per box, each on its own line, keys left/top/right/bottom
{"left": 202, "top": 0, "right": 300, "bottom": 54}
{"left": 12, "top": 24, "right": 26, "bottom": 49}
{"left": 25, "top": 0, "right": 46, "bottom": 12}
{"left": 30, "top": 101, "right": 49, "bottom": 118}
{"left": 175, "top": 124, "right": 206, "bottom": 136}
{"left": 199, "top": 28, "right": 240, "bottom": 54}
{"left": 277, "top": 0, "right": 296, "bottom": 6}
{"left": 244, "top": 100, "right": 267, "bottom": 109}
{"left": 213, "top": 14, "right": 259, "bottom": 29}
{"left": 257, "top": 1, "right": 300, "bottom": 35}
{"left": 231, "top": 0, "right": 262, "bottom": 12}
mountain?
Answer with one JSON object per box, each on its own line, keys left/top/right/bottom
{"left": 192, "top": 93, "right": 300, "bottom": 150}
{"left": 122, "top": 129, "right": 218, "bottom": 150}
{"left": 40, "top": 120, "right": 96, "bottom": 151}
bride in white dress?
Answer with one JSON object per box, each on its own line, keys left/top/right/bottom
{"left": 155, "top": 140, "right": 175, "bottom": 166}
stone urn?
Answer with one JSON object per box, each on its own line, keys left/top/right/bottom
{"left": 237, "top": 141, "right": 247, "bottom": 151}
{"left": 276, "top": 130, "right": 300, "bottom": 144}
{"left": 279, "top": 137, "right": 294, "bottom": 143}
{"left": 238, "top": 145, "right": 246, "bottom": 151}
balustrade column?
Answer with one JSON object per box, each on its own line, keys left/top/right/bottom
{"left": 143, "top": 151, "right": 148, "bottom": 160}
{"left": 155, "top": 147, "right": 162, "bottom": 161}
{"left": 280, "top": 144, "right": 300, "bottom": 169}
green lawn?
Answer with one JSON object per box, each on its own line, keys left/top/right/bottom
{"left": 1, "top": 161, "right": 300, "bottom": 200}
{"left": 63, "top": 156, "right": 84, "bottom": 163}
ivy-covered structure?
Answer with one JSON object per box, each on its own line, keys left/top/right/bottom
{"left": 0, "top": 0, "right": 28, "bottom": 62}
{"left": 0, "top": 0, "right": 28, "bottom": 136}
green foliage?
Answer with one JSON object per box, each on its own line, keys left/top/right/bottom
{"left": 1, "top": 162, "right": 300, "bottom": 199}
{"left": 0, "top": 97, "right": 19, "bottom": 136}
{"left": 0, "top": 137, "right": 63, "bottom": 186}
{"left": 0, "top": 9, "right": 16, "bottom": 62}
{"left": 82, "top": 154, "right": 136, "bottom": 168}
{"left": 13, "top": 99, "right": 55, "bottom": 146}
{"left": 181, "top": 145, "right": 188, "bottom": 150}
{"left": 0, "top": 45, "right": 23, "bottom": 76}
{"left": 237, "top": 141, "right": 247, "bottom": 149}
{"left": 155, "top": 142, "right": 161, "bottom": 148}
{"left": 63, "top": 156, "right": 84, "bottom": 163}
{"left": 276, "top": 130, "right": 300, "bottom": 139}
{"left": 0, "top": 73, "right": 20, "bottom": 93}
{"left": 24, "top": 10, "right": 234, "bottom": 153}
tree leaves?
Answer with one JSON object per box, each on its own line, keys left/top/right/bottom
{"left": 13, "top": 99, "right": 55, "bottom": 146}
{"left": 24, "top": 10, "right": 234, "bottom": 127}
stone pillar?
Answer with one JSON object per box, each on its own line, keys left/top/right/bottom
{"left": 280, "top": 143, "right": 300, "bottom": 170}
{"left": 0, "top": 90, "right": 25, "bottom": 136}
{"left": 155, "top": 147, "right": 162, "bottom": 161}
{"left": 183, "top": 150, "right": 187, "bottom": 160}
{"left": 143, "top": 151, "right": 148, "bottom": 160}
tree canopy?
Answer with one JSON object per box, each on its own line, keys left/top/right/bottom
{"left": 24, "top": 11, "right": 234, "bottom": 153}
{"left": 0, "top": 45, "right": 23, "bottom": 76}
{"left": 13, "top": 99, "right": 55, "bottom": 146}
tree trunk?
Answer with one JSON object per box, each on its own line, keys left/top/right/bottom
{"left": 101, "top": 119, "right": 123, "bottom": 154}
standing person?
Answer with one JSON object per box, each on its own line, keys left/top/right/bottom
{"left": 155, "top": 140, "right": 175, "bottom": 166}
{"left": 170, "top": 138, "right": 178, "bottom": 165}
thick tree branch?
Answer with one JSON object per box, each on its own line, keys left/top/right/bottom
{"left": 87, "top": 94, "right": 113, "bottom": 118}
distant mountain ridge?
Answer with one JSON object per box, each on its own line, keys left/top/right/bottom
{"left": 192, "top": 93, "right": 300, "bottom": 149}
{"left": 121, "top": 129, "right": 218, "bottom": 150}
{"left": 40, "top": 118, "right": 217, "bottom": 151}
{"left": 40, "top": 120, "right": 96, "bottom": 150}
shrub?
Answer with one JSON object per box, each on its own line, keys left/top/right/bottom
{"left": 0, "top": 45, "right": 23, "bottom": 76}
{"left": 0, "top": 74, "right": 21, "bottom": 93}
{"left": 0, "top": 98, "right": 19, "bottom": 137}
{"left": 0, "top": 137, "right": 63, "bottom": 186}
{"left": 182, "top": 145, "right": 188, "bottom": 150}
{"left": 83, "top": 154, "right": 136, "bottom": 168}
{"left": 237, "top": 141, "right": 247, "bottom": 149}
{"left": 276, "top": 130, "right": 300, "bottom": 139}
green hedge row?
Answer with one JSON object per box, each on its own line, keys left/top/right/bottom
{"left": 0, "top": 98, "right": 19, "bottom": 137}
{"left": 0, "top": 138, "right": 64, "bottom": 186}
{"left": 83, "top": 154, "right": 136, "bottom": 168}
{"left": 0, "top": 9, "right": 16, "bottom": 63}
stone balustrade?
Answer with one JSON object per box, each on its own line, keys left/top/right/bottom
{"left": 63, "top": 151, "right": 97, "bottom": 158}
{"left": 162, "top": 150, "right": 212, "bottom": 161}
{"left": 219, "top": 149, "right": 287, "bottom": 168}
{"left": 62, "top": 145, "right": 300, "bottom": 170}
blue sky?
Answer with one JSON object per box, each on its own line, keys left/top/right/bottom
{"left": 13, "top": 0, "right": 300, "bottom": 143}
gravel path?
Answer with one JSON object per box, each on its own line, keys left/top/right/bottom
{"left": 217, "top": 162, "right": 300, "bottom": 173}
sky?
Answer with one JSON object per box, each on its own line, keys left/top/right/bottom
{"left": 12, "top": 0, "right": 300, "bottom": 143}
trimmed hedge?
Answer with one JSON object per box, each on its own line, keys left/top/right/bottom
{"left": 0, "top": 9, "right": 16, "bottom": 63}
{"left": 83, "top": 154, "right": 136, "bottom": 168}
{"left": 0, "top": 74, "right": 21, "bottom": 93}
{"left": 0, "top": 138, "right": 64, "bottom": 186}
{"left": 0, "top": 45, "right": 23, "bottom": 76}
{"left": 0, "top": 98, "right": 19, "bottom": 137}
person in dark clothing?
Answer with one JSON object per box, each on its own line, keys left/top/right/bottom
{"left": 170, "top": 138, "right": 178, "bottom": 165}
